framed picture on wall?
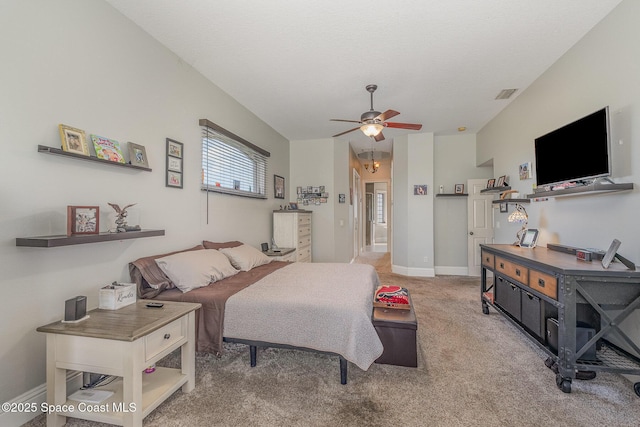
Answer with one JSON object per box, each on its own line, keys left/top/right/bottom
{"left": 274, "top": 175, "right": 285, "bottom": 199}
{"left": 166, "top": 138, "right": 183, "bottom": 188}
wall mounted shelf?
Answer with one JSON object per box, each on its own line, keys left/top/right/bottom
{"left": 16, "top": 229, "right": 165, "bottom": 248}
{"left": 435, "top": 193, "right": 468, "bottom": 197}
{"left": 492, "top": 198, "right": 530, "bottom": 205}
{"left": 480, "top": 185, "right": 511, "bottom": 194}
{"left": 526, "top": 182, "right": 633, "bottom": 199}
{"left": 38, "top": 145, "right": 152, "bottom": 172}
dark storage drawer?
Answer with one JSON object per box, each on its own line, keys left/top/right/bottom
{"left": 495, "top": 277, "right": 521, "bottom": 321}
{"left": 521, "top": 291, "right": 543, "bottom": 337}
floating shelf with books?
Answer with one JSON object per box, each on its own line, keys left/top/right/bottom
{"left": 16, "top": 229, "right": 165, "bottom": 248}
{"left": 38, "top": 145, "right": 152, "bottom": 172}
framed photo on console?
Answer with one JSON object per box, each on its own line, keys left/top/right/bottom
{"left": 519, "top": 228, "right": 539, "bottom": 248}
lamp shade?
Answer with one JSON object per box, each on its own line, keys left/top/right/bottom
{"left": 360, "top": 123, "right": 384, "bottom": 137}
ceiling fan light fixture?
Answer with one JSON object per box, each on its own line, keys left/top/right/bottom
{"left": 360, "top": 122, "right": 384, "bottom": 137}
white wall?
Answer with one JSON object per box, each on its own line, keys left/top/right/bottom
{"left": 477, "top": 0, "right": 640, "bottom": 362}
{"left": 0, "top": 0, "right": 289, "bottom": 408}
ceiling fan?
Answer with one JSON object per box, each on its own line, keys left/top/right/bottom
{"left": 330, "top": 84, "right": 423, "bottom": 142}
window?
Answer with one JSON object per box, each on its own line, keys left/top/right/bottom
{"left": 200, "top": 119, "right": 270, "bottom": 199}
{"left": 376, "top": 191, "right": 386, "bottom": 223}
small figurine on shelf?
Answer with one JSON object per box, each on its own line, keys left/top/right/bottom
{"left": 108, "top": 202, "right": 137, "bottom": 232}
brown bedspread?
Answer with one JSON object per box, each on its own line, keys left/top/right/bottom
{"left": 148, "top": 261, "right": 289, "bottom": 354}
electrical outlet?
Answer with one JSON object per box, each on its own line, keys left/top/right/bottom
{"left": 423, "top": 256, "right": 428, "bottom": 262}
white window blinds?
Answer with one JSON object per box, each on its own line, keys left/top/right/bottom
{"left": 200, "top": 119, "right": 269, "bottom": 199}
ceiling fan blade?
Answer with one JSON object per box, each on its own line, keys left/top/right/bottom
{"left": 384, "top": 122, "right": 423, "bottom": 130}
{"left": 376, "top": 109, "right": 400, "bottom": 122}
{"left": 373, "top": 132, "right": 385, "bottom": 142}
{"left": 330, "top": 118, "right": 362, "bottom": 124}
{"left": 332, "top": 127, "right": 360, "bottom": 138}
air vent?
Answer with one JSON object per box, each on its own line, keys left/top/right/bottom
{"left": 495, "top": 89, "right": 518, "bottom": 100}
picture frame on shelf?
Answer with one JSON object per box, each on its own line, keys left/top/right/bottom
{"left": 499, "top": 203, "right": 508, "bottom": 213}
{"left": 274, "top": 175, "right": 285, "bottom": 199}
{"left": 91, "top": 134, "right": 125, "bottom": 163}
{"left": 59, "top": 124, "right": 90, "bottom": 156}
{"left": 166, "top": 138, "right": 183, "bottom": 189}
{"left": 289, "top": 202, "right": 298, "bottom": 210}
{"left": 127, "top": 142, "right": 149, "bottom": 168}
{"left": 487, "top": 178, "right": 496, "bottom": 188}
{"left": 496, "top": 175, "right": 507, "bottom": 187}
{"left": 454, "top": 184, "right": 464, "bottom": 194}
{"left": 67, "top": 206, "right": 99, "bottom": 236}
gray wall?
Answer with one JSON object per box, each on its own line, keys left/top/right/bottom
{"left": 477, "top": 0, "right": 640, "bottom": 366}
{"left": 0, "top": 0, "right": 289, "bottom": 407}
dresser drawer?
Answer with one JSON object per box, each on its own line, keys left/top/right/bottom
{"left": 297, "top": 245, "right": 312, "bottom": 262}
{"left": 529, "top": 269, "right": 558, "bottom": 300}
{"left": 298, "top": 225, "right": 311, "bottom": 236}
{"left": 481, "top": 251, "right": 494, "bottom": 269}
{"left": 145, "top": 317, "right": 186, "bottom": 362}
{"left": 297, "top": 214, "right": 311, "bottom": 226}
{"left": 495, "top": 256, "right": 529, "bottom": 285}
{"left": 298, "top": 235, "right": 311, "bottom": 247}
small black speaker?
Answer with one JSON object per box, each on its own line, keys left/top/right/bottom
{"left": 65, "top": 296, "right": 87, "bottom": 321}
{"left": 261, "top": 242, "right": 269, "bottom": 252}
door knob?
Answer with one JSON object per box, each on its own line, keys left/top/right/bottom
{"left": 469, "top": 231, "right": 474, "bottom": 235}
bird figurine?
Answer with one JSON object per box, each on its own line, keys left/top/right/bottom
{"left": 108, "top": 203, "right": 137, "bottom": 232}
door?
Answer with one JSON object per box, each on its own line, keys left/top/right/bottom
{"left": 365, "top": 192, "right": 373, "bottom": 246}
{"left": 353, "top": 169, "right": 361, "bottom": 260}
{"left": 467, "top": 178, "right": 495, "bottom": 276}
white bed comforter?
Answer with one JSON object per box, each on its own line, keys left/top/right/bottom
{"left": 223, "top": 262, "right": 384, "bottom": 371}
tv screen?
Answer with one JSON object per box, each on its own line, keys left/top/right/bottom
{"left": 534, "top": 107, "right": 611, "bottom": 187}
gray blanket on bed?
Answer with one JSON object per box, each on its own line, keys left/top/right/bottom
{"left": 223, "top": 262, "right": 384, "bottom": 371}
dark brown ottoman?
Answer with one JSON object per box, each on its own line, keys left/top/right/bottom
{"left": 372, "top": 297, "right": 418, "bottom": 367}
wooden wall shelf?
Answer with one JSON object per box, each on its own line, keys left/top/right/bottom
{"left": 492, "top": 198, "right": 530, "bottom": 205}
{"left": 480, "top": 185, "right": 511, "bottom": 194}
{"left": 16, "top": 229, "right": 165, "bottom": 248}
{"left": 38, "top": 145, "right": 152, "bottom": 172}
{"left": 435, "top": 193, "right": 468, "bottom": 197}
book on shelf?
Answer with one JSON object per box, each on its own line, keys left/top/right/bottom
{"left": 91, "top": 134, "right": 125, "bottom": 163}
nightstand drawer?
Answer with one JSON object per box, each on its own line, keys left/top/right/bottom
{"left": 529, "top": 270, "right": 558, "bottom": 300}
{"left": 297, "top": 246, "right": 311, "bottom": 262}
{"left": 495, "top": 256, "right": 529, "bottom": 285}
{"left": 298, "top": 235, "right": 311, "bottom": 247}
{"left": 298, "top": 225, "right": 311, "bottom": 236}
{"left": 145, "top": 317, "right": 185, "bottom": 361}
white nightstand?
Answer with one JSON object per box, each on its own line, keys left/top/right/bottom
{"left": 264, "top": 247, "right": 296, "bottom": 262}
{"left": 37, "top": 301, "right": 201, "bottom": 427}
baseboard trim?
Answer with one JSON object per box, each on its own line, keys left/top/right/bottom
{"left": 392, "top": 265, "right": 435, "bottom": 277}
{"left": 435, "top": 266, "right": 469, "bottom": 276}
{"left": 0, "top": 371, "right": 82, "bottom": 427}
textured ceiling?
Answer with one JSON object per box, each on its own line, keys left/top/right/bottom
{"left": 106, "top": 0, "right": 622, "bottom": 154}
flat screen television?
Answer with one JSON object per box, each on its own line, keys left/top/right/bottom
{"left": 534, "top": 106, "right": 611, "bottom": 187}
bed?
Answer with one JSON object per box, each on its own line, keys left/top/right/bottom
{"left": 129, "top": 241, "right": 383, "bottom": 384}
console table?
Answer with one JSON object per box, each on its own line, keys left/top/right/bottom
{"left": 37, "top": 301, "right": 201, "bottom": 426}
{"left": 480, "top": 244, "right": 640, "bottom": 396}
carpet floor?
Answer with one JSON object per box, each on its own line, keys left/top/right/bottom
{"left": 24, "top": 252, "right": 640, "bottom": 426}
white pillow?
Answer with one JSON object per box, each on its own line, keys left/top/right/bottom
{"left": 219, "top": 244, "right": 272, "bottom": 271}
{"left": 154, "top": 249, "right": 238, "bottom": 293}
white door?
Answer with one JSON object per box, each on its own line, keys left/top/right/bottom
{"left": 467, "top": 179, "right": 495, "bottom": 276}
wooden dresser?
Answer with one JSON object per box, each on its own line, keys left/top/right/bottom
{"left": 273, "top": 210, "right": 312, "bottom": 262}
{"left": 480, "top": 244, "right": 640, "bottom": 396}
